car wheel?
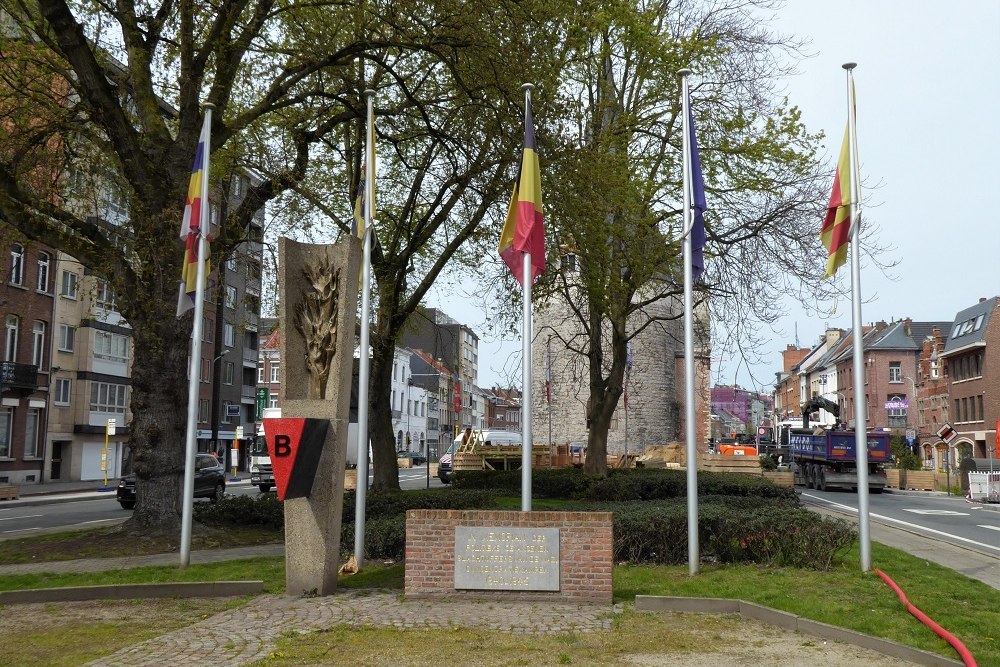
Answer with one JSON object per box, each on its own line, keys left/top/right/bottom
{"left": 210, "top": 483, "right": 224, "bottom": 503}
{"left": 259, "top": 484, "right": 272, "bottom": 493}
{"left": 119, "top": 501, "right": 135, "bottom": 510}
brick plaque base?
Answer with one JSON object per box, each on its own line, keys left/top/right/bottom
{"left": 404, "top": 510, "right": 612, "bottom": 603}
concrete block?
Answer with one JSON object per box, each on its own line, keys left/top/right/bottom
{"left": 738, "top": 601, "right": 799, "bottom": 631}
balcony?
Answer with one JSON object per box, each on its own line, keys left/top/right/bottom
{"left": 1, "top": 362, "right": 38, "bottom": 394}
{"left": 392, "top": 409, "right": 402, "bottom": 420}
{"left": 427, "top": 417, "right": 439, "bottom": 430}
{"left": 241, "top": 385, "right": 257, "bottom": 400}
{"left": 245, "top": 312, "right": 259, "bottom": 331}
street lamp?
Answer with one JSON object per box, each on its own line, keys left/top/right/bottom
{"left": 903, "top": 375, "right": 918, "bottom": 455}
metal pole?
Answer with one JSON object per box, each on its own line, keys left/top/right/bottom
{"left": 678, "top": 69, "right": 699, "bottom": 575}
{"left": 521, "top": 82, "right": 534, "bottom": 513}
{"left": 843, "top": 63, "right": 871, "bottom": 572}
{"left": 181, "top": 103, "right": 214, "bottom": 568}
{"left": 354, "top": 89, "right": 375, "bottom": 567}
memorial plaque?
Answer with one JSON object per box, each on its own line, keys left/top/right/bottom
{"left": 454, "top": 526, "right": 560, "bottom": 591}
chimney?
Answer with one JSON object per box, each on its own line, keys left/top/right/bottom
{"left": 903, "top": 318, "right": 912, "bottom": 337}
{"left": 980, "top": 297, "right": 987, "bottom": 303}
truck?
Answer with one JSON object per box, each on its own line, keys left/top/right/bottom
{"left": 250, "top": 408, "right": 363, "bottom": 493}
{"left": 788, "top": 430, "right": 890, "bottom": 493}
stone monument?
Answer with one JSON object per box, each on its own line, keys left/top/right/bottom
{"left": 278, "top": 236, "right": 361, "bottom": 595}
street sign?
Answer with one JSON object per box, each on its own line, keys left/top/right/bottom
{"left": 226, "top": 404, "right": 241, "bottom": 417}
{"left": 262, "top": 417, "right": 330, "bottom": 500}
{"left": 936, "top": 423, "right": 957, "bottom": 444}
{"left": 905, "top": 428, "right": 916, "bottom": 441}
{"left": 107, "top": 418, "right": 116, "bottom": 436}
{"left": 256, "top": 387, "right": 269, "bottom": 419}
{"left": 453, "top": 381, "right": 462, "bottom": 416}
{"left": 100, "top": 449, "right": 107, "bottom": 471}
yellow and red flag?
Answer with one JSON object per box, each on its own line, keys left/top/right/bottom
{"left": 821, "top": 125, "right": 853, "bottom": 278}
{"left": 498, "top": 99, "right": 544, "bottom": 283}
{"left": 177, "top": 115, "right": 212, "bottom": 317}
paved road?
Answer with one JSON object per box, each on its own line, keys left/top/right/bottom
{"left": 0, "top": 465, "right": 444, "bottom": 538}
{"left": 800, "top": 489, "right": 1000, "bottom": 559}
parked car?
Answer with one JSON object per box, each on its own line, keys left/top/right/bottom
{"left": 396, "top": 450, "right": 427, "bottom": 466}
{"left": 116, "top": 453, "right": 226, "bottom": 510}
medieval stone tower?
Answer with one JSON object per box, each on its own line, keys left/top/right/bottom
{"left": 530, "top": 251, "right": 711, "bottom": 454}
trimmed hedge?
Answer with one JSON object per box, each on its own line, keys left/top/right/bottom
{"left": 605, "top": 499, "right": 855, "bottom": 569}
{"left": 194, "top": 493, "right": 284, "bottom": 529}
{"left": 340, "top": 488, "right": 499, "bottom": 524}
{"left": 453, "top": 467, "right": 797, "bottom": 504}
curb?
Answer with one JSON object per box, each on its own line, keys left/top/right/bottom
{"left": 635, "top": 596, "right": 963, "bottom": 667}
{"left": 0, "top": 580, "right": 264, "bottom": 604}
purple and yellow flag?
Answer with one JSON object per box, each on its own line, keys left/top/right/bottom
{"left": 498, "top": 99, "right": 545, "bottom": 283}
{"left": 177, "top": 115, "right": 212, "bottom": 317}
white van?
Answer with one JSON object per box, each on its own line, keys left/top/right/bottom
{"left": 437, "top": 430, "right": 521, "bottom": 484}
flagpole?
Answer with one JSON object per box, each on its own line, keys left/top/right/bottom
{"left": 354, "top": 89, "right": 375, "bottom": 568}
{"left": 843, "top": 62, "right": 871, "bottom": 571}
{"left": 180, "top": 103, "right": 214, "bottom": 569}
{"left": 521, "top": 82, "right": 534, "bottom": 513}
{"left": 677, "top": 69, "right": 699, "bottom": 576}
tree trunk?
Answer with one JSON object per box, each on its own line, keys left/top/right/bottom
{"left": 368, "top": 317, "right": 401, "bottom": 494}
{"left": 126, "top": 303, "right": 192, "bottom": 531}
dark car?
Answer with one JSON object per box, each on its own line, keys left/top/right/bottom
{"left": 116, "top": 453, "right": 226, "bottom": 510}
{"left": 396, "top": 450, "right": 427, "bottom": 466}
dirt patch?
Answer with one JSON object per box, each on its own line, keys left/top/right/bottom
{"left": 623, "top": 612, "right": 919, "bottom": 666}
{"left": 0, "top": 523, "right": 281, "bottom": 564}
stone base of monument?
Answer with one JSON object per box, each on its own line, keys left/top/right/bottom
{"left": 404, "top": 510, "right": 613, "bottom": 603}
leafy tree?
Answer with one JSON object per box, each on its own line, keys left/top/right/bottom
{"left": 487, "top": 0, "right": 890, "bottom": 475}
{"left": 0, "top": 0, "right": 572, "bottom": 526}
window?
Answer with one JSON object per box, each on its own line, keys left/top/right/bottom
{"left": 978, "top": 395, "right": 984, "bottom": 423}
{"left": 31, "top": 321, "right": 45, "bottom": 368}
{"left": 58, "top": 324, "right": 75, "bottom": 352}
{"left": 94, "top": 280, "right": 115, "bottom": 310}
{"left": 955, "top": 399, "right": 960, "bottom": 421}
{"left": 5, "top": 315, "right": 19, "bottom": 362}
{"left": 54, "top": 378, "right": 71, "bottom": 405}
{"left": 888, "top": 362, "right": 901, "bottom": 383}
{"left": 224, "top": 323, "right": 235, "bottom": 347}
{"left": 203, "top": 318, "right": 214, "bottom": 342}
{"left": 9, "top": 244, "right": 23, "bottom": 286}
{"left": 23, "top": 408, "right": 39, "bottom": 458}
{"left": 268, "top": 396, "right": 279, "bottom": 408}
{"left": 90, "top": 382, "right": 127, "bottom": 414}
{"left": 200, "top": 357, "right": 211, "bottom": 382}
{"left": 93, "top": 331, "right": 129, "bottom": 363}
{"left": 227, "top": 255, "right": 237, "bottom": 272}
{"left": 225, "top": 285, "right": 237, "bottom": 308}
{"left": 0, "top": 407, "right": 11, "bottom": 457}
{"left": 198, "top": 399, "right": 210, "bottom": 422}
{"left": 233, "top": 176, "right": 243, "bottom": 197}
{"left": 222, "top": 401, "right": 233, "bottom": 424}
{"left": 270, "top": 364, "right": 280, "bottom": 383}
{"left": 961, "top": 398, "right": 968, "bottom": 422}
{"left": 224, "top": 362, "right": 234, "bottom": 385}
{"left": 257, "top": 366, "right": 265, "bottom": 383}
{"left": 60, "top": 270, "right": 79, "bottom": 299}
{"left": 37, "top": 253, "right": 49, "bottom": 292}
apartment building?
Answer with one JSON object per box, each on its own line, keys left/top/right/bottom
{"left": 0, "top": 239, "right": 57, "bottom": 484}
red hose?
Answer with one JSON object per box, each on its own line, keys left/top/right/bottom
{"left": 874, "top": 568, "right": 977, "bottom": 667}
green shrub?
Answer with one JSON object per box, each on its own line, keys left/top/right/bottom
{"left": 342, "top": 515, "right": 407, "bottom": 560}
{"left": 604, "top": 499, "right": 854, "bottom": 569}
{"left": 452, "top": 468, "right": 593, "bottom": 498}
{"left": 194, "top": 493, "right": 284, "bottom": 529}
{"left": 341, "top": 488, "right": 499, "bottom": 523}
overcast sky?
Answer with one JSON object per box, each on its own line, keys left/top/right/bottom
{"left": 429, "top": 0, "right": 1000, "bottom": 393}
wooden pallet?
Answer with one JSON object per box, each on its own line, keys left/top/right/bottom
{"left": 0, "top": 486, "right": 19, "bottom": 501}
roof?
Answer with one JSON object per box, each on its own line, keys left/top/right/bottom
{"left": 261, "top": 327, "right": 281, "bottom": 350}
{"left": 409, "top": 348, "right": 453, "bottom": 376}
{"left": 943, "top": 297, "right": 998, "bottom": 355}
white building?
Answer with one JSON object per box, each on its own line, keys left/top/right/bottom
{"left": 390, "top": 346, "right": 428, "bottom": 454}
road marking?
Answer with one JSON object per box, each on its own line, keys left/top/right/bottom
{"left": 2, "top": 527, "right": 39, "bottom": 534}
{"left": 0, "top": 514, "right": 42, "bottom": 522}
{"left": 803, "top": 493, "right": 1000, "bottom": 554}
{"left": 902, "top": 509, "right": 969, "bottom": 516}
{"left": 80, "top": 518, "right": 121, "bottom": 525}
{"left": 978, "top": 525, "right": 1000, "bottom": 533}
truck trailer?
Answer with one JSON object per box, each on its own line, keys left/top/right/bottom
{"left": 789, "top": 430, "right": 890, "bottom": 493}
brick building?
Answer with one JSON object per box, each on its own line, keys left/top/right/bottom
{"left": 774, "top": 344, "right": 811, "bottom": 420}
{"left": 914, "top": 326, "right": 950, "bottom": 467}
{"left": 940, "top": 297, "right": 999, "bottom": 462}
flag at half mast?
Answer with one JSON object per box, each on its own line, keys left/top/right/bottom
{"left": 821, "top": 124, "right": 854, "bottom": 278}
{"left": 352, "top": 120, "right": 376, "bottom": 238}
{"left": 498, "top": 98, "right": 545, "bottom": 282}
{"left": 177, "top": 115, "right": 212, "bottom": 317}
